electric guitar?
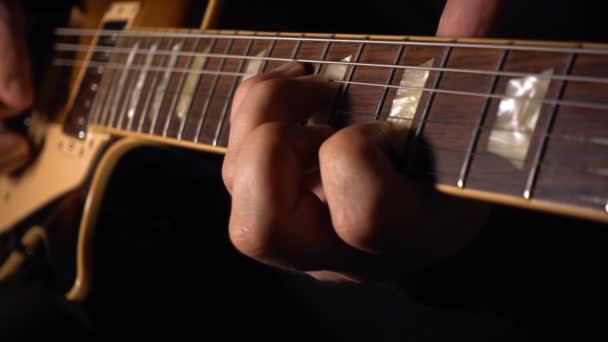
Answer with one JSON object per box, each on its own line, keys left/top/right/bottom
{"left": 1, "top": 0, "right": 607, "bottom": 302}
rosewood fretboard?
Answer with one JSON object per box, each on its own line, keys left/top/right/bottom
{"left": 56, "top": 24, "right": 608, "bottom": 223}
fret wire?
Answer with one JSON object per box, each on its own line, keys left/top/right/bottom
{"left": 523, "top": 52, "right": 578, "bottom": 200}
{"left": 414, "top": 46, "right": 452, "bottom": 138}
{"left": 339, "top": 110, "right": 608, "bottom": 144}
{"left": 258, "top": 38, "right": 278, "bottom": 74}
{"left": 96, "top": 41, "right": 123, "bottom": 127}
{"left": 90, "top": 63, "right": 110, "bottom": 125}
{"left": 213, "top": 38, "right": 256, "bottom": 146}
{"left": 116, "top": 39, "right": 148, "bottom": 129}
{"left": 162, "top": 38, "right": 202, "bottom": 137}
{"left": 149, "top": 40, "right": 183, "bottom": 134}
{"left": 405, "top": 46, "right": 452, "bottom": 174}
{"left": 57, "top": 58, "right": 608, "bottom": 112}
{"left": 115, "top": 68, "right": 137, "bottom": 128}
{"left": 344, "top": 42, "right": 365, "bottom": 86}
{"left": 137, "top": 37, "right": 176, "bottom": 132}
{"left": 108, "top": 39, "right": 140, "bottom": 128}
{"left": 373, "top": 43, "right": 406, "bottom": 120}
{"left": 289, "top": 35, "right": 304, "bottom": 59}
{"left": 89, "top": 35, "right": 123, "bottom": 125}
{"left": 97, "top": 110, "right": 608, "bottom": 151}
{"left": 87, "top": 32, "right": 115, "bottom": 125}
{"left": 57, "top": 43, "right": 608, "bottom": 86}
{"left": 457, "top": 49, "right": 510, "bottom": 189}
{"left": 194, "top": 39, "right": 235, "bottom": 143}
{"left": 177, "top": 38, "right": 218, "bottom": 140}
{"left": 126, "top": 39, "right": 158, "bottom": 131}
{"left": 335, "top": 79, "right": 608, "bottom": 111}
{"left": 136, "top": 75, "right": 158, "bottom": 132}
{"left": 96, "top": 119, "right": 608, "bottom": 186}
{"left": 98, "top": 46, "right": 126, "bottom": 127}
{"left": 316, "top": 38, "right": 333, "bottom": 74}
{"left": 330, "top": 41, "right": 366, "bottom": 127}
{"left": 55, "top": 28, "right": 608, "bottom": 56}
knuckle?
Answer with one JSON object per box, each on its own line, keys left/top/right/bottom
{"left": 231, "top": 78, "right": 256, "bottom": 122}
{"left": 229, "top": 221, "right": 275, "bottom": 261}
{"left": 227, "top": 122, "right": 287, "bottom": 179}
{"left": 234, "top": 75, "right": 260, "bottom": 98}
{"left": 231, "top": 75, "right": 267, "bottom": 120}
{"left": 235, "top": 76, "right": 284, "bottom": 104}
{"left": 333, "top": 209, "right": 381, "bottom": 251}
{"left": 247, "top": 122, "right": 291, "bottom": 159}
{"left": 252, "top": 121, "right": 286, "bottom": 141}
{"left": 229, "top": 215, "right": 279, "bottom": 259}
{"left": 239, "top": 73, "right": 266, "bottom": 91}
{"left": 320, "top": 123, "right": 389, "bottom": 164}
{"left": 319, "top": 128, "right": 365, "bottom": 166}
{"left": 318, "top": 134, "right": 343, "bottom": 165}
{"left": 232, "top": 78, "right": 289, "bottom": 124}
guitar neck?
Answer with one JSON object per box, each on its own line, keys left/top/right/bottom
{"left": 55, "top": 24, "right": 608, "bottom": 224}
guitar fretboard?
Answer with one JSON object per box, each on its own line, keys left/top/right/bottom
{"left": 57, "top": 24, "right": 608, "bottom": 223}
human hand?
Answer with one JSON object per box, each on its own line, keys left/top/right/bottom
{"left": 222, "top": 61, "right": 490, "bottom": 284}
{"left": 0, "top": 0, "right": 33, "bottom": 173}
{"left": 437, "top": 0, "right": 503, "bottom": 38}
{"left": 222, "top": 0, "right": 502, "bottom": 284}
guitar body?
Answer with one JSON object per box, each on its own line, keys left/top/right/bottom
{"left": 0, "top": 0, "right": 218, "bottom": 300}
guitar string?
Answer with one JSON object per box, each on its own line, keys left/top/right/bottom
{"left": 94, "top": 120, "right": 607, "bottom": 209}
{"left": 53, "top": 58, "right": 608, "bottom": 112}
{"left": 95, "top": 101, "right": 608, "bottom": 152}
{"left": 62, "top": 56, "right": 608, "bottom": 146}
{"left": 338, "top": 111, "right": 608, "bottom": 145}
{"left": 55, "top": 27, "right": 608, "bottom": 56}
{"left": 97, "top": 119, "right": 608, "bottom": 188}
{"left": 336, "top": 112, "right": 608, "bottom": 176}
{"left": 74, "top": 55, "right": 608, "bottom": 150}
{"left": 52, "top": 30, "right": 608, "bottom": 208}
{"left": 54, "top": 43, "right": 608, "bottom": 86}
{"left": 75, "top": 59, "right": 608, "bottom": 184}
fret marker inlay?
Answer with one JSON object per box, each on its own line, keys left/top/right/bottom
{"left": 487, "top": 69, "right": 552, "bottom": 169}
{"left": 149, "top": 42, "right": 183, "bottom": 133}
{"left": 126, "top": 42, "right": 158, "bottom": 129}
{"left": 308, "top": 55, "right": 351, "bottom": 125}
{"left": 176, "top": 46, "right": 210, "bottom": 122}
{"left": 388, "top": 58, "right": 433, "bottom": 150}
{"left": 324, "top": 55, "right": 351, "bottom": 82}
{"left": 243, "top": 49, "right": 267, "bottom": 80}
{"left": 107, "top": 42, "right": 139, "bottom": 127}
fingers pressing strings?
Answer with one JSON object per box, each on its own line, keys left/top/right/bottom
{"left": 224, "top": 61, "right": 426, "bottom": 280}
{"left": 223, "top": 61, "right": 337, "bottom": 193}
{"left": 224, "top": 61, "right": 378, "bottom": 274}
